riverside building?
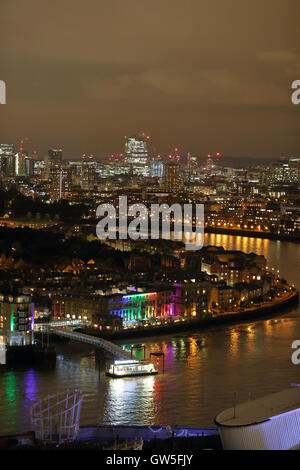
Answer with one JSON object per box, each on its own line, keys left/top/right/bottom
{"left": 0, "top": 293, "right": 34, "bottom": 346}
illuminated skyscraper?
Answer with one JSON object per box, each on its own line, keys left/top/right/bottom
{"left": 14, "top": 152, "right": 34, "bottom": 177}
{"left": 124, "top": 136, "right": 149, "bottom": 176}
{"left": 0, "top": 144, "right": 14, "bottom": 155}
{"left": 150, "top": 160, "right": 165, "bottom": 178}
{"left": 15, "top": 152, "right": 27, "bottom": 176}
{"left": 0, "top": 144, "right": 15, "bottom": 177}
{"left": 25, "top": 155, "right": 34, "bottom": 177}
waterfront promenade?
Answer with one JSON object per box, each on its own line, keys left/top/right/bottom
{"left": 205, "top": 226, "right": 300, "bottom": 243}
{"left": 75, "top": 288, "right": 299, "bottom": 341}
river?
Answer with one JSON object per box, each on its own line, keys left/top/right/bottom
{"left": 0, "top": 233, "right": 299, "bottom": 434}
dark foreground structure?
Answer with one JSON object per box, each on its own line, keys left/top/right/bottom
{"left": 0, "top": 425, "right": 221, "bottom": 450}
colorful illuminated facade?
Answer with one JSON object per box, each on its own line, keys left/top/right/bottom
{"left": 107, "top": 286, "right": 184, "bottom": 323}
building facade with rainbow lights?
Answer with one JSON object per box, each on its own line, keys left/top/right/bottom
{"left": 107, "top": 287, "right": 183, "bottom": 324}
{"left": 102, "top": 279, "right": 212, "bottom": 326}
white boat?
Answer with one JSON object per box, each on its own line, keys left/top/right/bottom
{"left": 105, "top": 359, "right": 158, "bottom": 378}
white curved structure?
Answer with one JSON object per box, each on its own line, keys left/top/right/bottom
{"left": 215, "top": 388, "right": 300, "bottom": 450}
{"left": 30, "top": 389, "right": 83, "bottom": 444}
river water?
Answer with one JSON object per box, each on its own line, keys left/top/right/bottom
{"left": 0, "top": 233, "right": 300, "bottom": 434}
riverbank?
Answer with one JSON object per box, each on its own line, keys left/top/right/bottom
{"left": 76, "top": 289, "right": 299, "bottom": 341}
{"left": 205, "top": 226, "right": 300, "bottom": 242}
{"left": 0, "top": 426, "right": 222, "bottom": 450}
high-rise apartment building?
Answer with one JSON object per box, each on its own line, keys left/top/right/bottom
{"left": 50, "top": 165, "right": 72, "bottom": 200}
{"left": 164, "top": 161, "right": 182, "bottom": 192}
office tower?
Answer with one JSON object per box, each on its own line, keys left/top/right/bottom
{"left": 125, "top": 136, "right": 148, "bottom": 165}
{"left": 15, "top": 152, "right": 27, "bottom": 176}
{"left": 0, "top": 155, "right": 15, "bottom": 177}
{"left": 150, "top": 160, "right": 165, "bottom": 178}
{"left": 0, "top": 144, "right": 14, "bottom": 155}
{"left": 14, "top": 152, "right": 33, "bottom": 177}
{"left": 48, "top": 148, "right": 63, "bottom": 164}
{"left": 124, "top": 136, "right": 149, "bottom": 176}
{"left": 0, "top": 144, "right": 15, "bottom": 177}
{"left": 25, "top": 155, "right": 34, "bottom": 177}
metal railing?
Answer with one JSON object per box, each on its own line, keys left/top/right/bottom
{"left": 30, "top": 389, "right": 83, "bottom": 444}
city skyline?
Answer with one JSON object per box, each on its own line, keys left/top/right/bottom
{"left": 1, "top": 0, "right": 300, "bottom": 158}
{"left": 0, "top": 135, "right": 299, "bottom": 163}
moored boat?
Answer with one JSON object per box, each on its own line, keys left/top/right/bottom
{"left": 105, "top": 359, "right": 158, "bottom": 378}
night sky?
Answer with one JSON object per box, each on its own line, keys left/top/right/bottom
{"left": 0, "top": 0, "right": 299, "bottom": 159}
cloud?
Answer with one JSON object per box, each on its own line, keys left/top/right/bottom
{"left": 1, "top": 0, "right": 299, "bottom": 157}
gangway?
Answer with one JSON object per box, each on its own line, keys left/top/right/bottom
{"left": 50, "top": 328, "right": 133, "bottom": 361}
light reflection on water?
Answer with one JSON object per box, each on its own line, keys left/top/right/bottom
{"left": 0, "top": 233, "right": 300, "bottom": 434}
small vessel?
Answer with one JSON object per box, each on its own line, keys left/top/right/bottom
{"left": 105, "top": 359, "right": 158, "bottom": 378}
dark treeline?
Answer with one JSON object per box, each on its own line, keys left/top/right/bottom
{"left": 0, "top": 227, "right": 125, "bottom": 267}
{"left": 0, "top": 190, "right": 92, "bottom": 219}
{"left": 0, "top": 227, "right": 164, "bottom": 272}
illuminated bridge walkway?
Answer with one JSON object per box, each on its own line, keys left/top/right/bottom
{"left": 50, "top": 328, "right": 134, "bottom": 361}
